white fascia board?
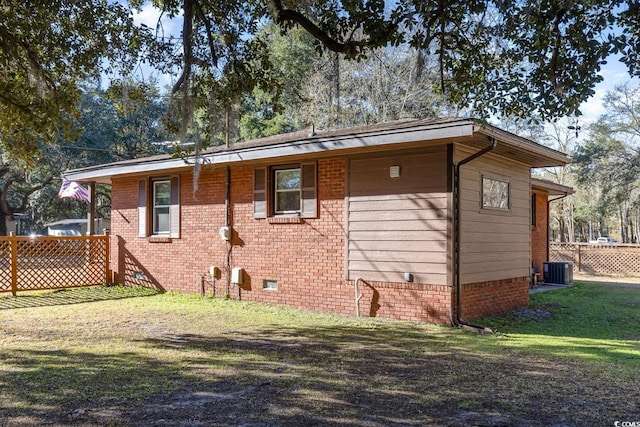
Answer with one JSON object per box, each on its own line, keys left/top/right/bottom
{"left": 204, "top": 122, "right": 473, "bottom": 164}
{"left": 64, "top": 157, "right": 191, "bottom": 182}
{"left": 531, "top": 177, "right": 574, "bottom": 195}
{"left": 64, "top": 121, "right": 474, "bottom": 182}
{"left": 476, "top": 124, "right": 571, "bottom": 165}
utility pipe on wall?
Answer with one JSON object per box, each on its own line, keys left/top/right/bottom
{"left": 354, "top": 277, "right": 364, "bottom": 317}
{"left": 225, "top": 166, "right": 232, "bottom": 297}
{"left": 225, "top": 166, "right": 231, "bottom": 227}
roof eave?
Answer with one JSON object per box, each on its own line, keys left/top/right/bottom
{"left": 64, "top": 119, "right": 476, "bottom": 183}
{"left": 64, "top": 118, "right": 572, "bottom": 184}
{"left": 474, "top": 124, "right": 571, "bottom": 168}
{"left": 531, "top": 178, "right": 574, "bottom": 196}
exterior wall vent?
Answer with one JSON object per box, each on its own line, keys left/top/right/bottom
{"left": 263, "top": 279, "right": 277, "bottom": 290}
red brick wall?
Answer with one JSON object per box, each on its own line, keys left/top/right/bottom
{"left": 110, "top": 168, "right": 228, "bottom": 293}
{"left": 346, "top": 280, "right": 453, "bottom": 324}
{"left": 531, "top": 191, "right": 549, "bottom": 276}
{"left": 226, "top": 159, "right": 350, "bottom": 313}
{"left": 460, "top": 276, "right": 529, "bottom": 320}
{"left": 109, "top": 157, "right": 525, "bottom": 325}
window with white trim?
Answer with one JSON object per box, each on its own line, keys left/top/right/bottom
{"left": 263, "top": 279, "right": 277, "bottom": 290}
{"left": 275, "top": 168, "right": 301, "bottom": 213}
{"left": 138, "top": 176, "right": 181, "bottom": 238}
{"left": 482, "top": 175, "right": 510, "bottom": 210}
{"left": 153, "top": 180, "right": 171, "bottom": 234}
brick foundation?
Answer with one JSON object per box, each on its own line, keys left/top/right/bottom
{"left": 346, "top": 280, "right": 453, "bottom": 324}
{"left": 460, "top": 276, "right": 530, "bottom": 320}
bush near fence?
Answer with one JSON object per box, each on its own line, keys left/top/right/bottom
{"left": 549, "top": 242, "right": 640, "bottom": 276}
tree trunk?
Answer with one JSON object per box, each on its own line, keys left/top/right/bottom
{"left": 558, "top": 216, "right": 566, "bottom": 243}
{"left": 564, "top": 199, "right": 574, "bottom": 242}
{"left": 0, "top": 211, "right": 8, "bottom": 236}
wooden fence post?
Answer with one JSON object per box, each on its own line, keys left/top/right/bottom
{"left": 10, "top": 234, "right": 17, "bottom": 296}
{"left": 104, "top": 231, "right": 111, "bottom": 284}
{"left": 577, "top": 244, "right": 582, "bottom": 272}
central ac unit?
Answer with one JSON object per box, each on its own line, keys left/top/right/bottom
{"left": 543, "top": 262, "right": 573, "bottom": 285}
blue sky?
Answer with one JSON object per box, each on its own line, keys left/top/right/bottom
{"left": 577, "top": 56, "right": 636, "bottom": 125}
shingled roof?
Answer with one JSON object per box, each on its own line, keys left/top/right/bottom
{"left": 64, "top": 117, "right": 570, "bottom": 184}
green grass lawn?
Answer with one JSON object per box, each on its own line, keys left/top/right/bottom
{"left": 1, "top": 281, "right": 639, "bottom": 426}
{"left": 478, "top": 282, "right": 640, "bottom": 365}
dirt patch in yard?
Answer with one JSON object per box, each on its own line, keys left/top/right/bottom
{"left": 50, "top": 354, "right": 636, "bottom": 427}
{"left": 509, "top": 307, "right": 554, "bottom": 321}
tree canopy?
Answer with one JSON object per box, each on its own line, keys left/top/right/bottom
{"left": 1, "top": 0, "right": 639, "bottom": 158}
{"left": 147, "top": 0, "right": 639, "bottom": 129}
{"left": 0, "top": 0, "right": 160, "bottom": 158}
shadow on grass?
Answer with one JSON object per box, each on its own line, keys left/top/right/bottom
{"left": 2, "top": 322, "right": 637, "bottom": 426}
{"left": 132, "top": 324, "right": 640, "bottom": 426}
{"left": 2, "top": 283, "right": 640, "bottom": 425}
{"left": 0, "top": 285, "right": 160, "bottom": 310}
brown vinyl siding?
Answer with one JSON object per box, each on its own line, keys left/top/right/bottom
{"left": 347, "top": 147, "right": 449, "bottom": 285}
{"left": 457, "top": 146, "right": 531, "bottom": 283}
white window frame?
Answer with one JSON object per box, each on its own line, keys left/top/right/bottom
{"left": 138, "top": 176, "right": 180, "bottom": 239}
{"left": 253, "top": 162, "right": 317, "bottom": 219}
{"left": 263, "top": 279, "right": 278, "bottom": 290}
{"left": 152, "top": 179, "right": 171, "bottom": 235}
{"left": 274, "top": 167, "right": 302, "bottom": 214}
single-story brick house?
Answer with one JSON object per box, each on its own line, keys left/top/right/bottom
{"left": 64, "top": 117, "right": 570, "bottom": 325}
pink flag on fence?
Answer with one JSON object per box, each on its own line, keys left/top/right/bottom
{"left": 58, "top": 181, "right": 91, "bottom": 202}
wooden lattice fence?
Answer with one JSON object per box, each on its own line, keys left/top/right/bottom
{"left": 549, "top": 242, "right": 640, "bottom": 276}
{"left": 0, "top": 234, "right": 111, "bottom": 295}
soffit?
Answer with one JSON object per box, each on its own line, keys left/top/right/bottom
{"left": 531, "top": 178, "right": 574, "bottom": 195}
{"left": 63, "top": 117, "right": 570, "bottom": 183}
